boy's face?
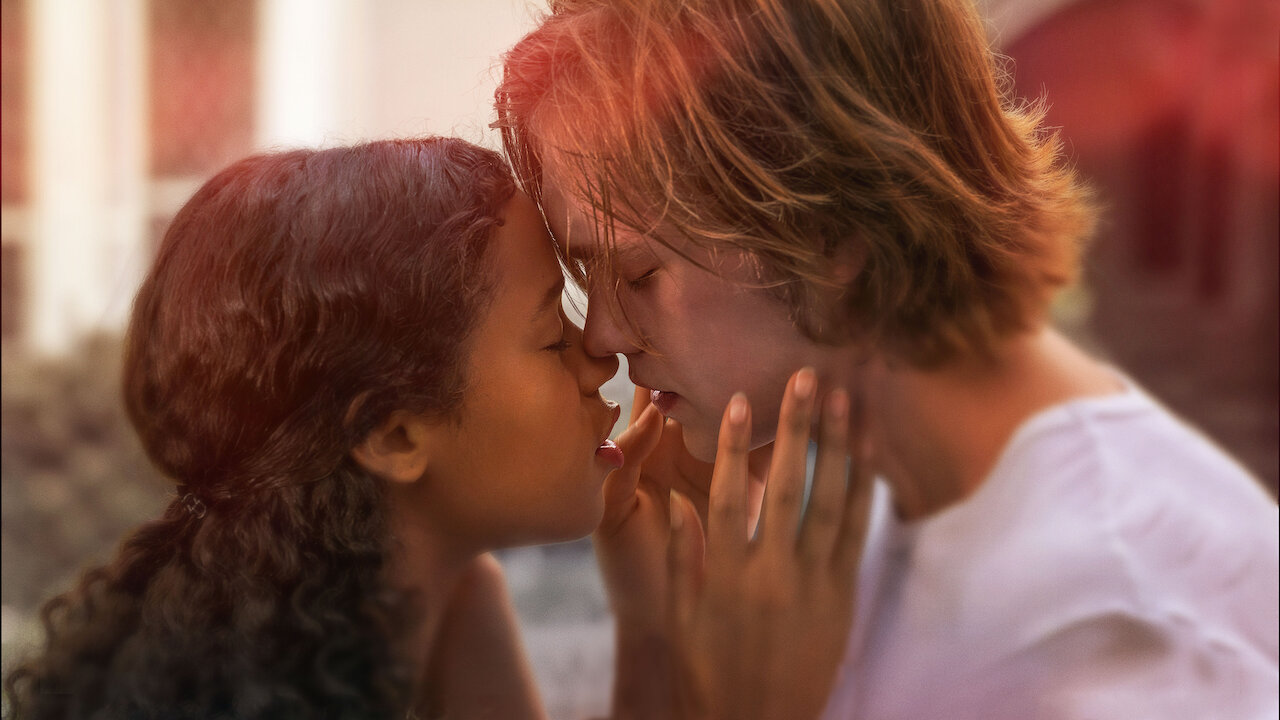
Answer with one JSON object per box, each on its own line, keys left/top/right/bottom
{"left": 540, "top": 166, "right": 852, "bottom": 461}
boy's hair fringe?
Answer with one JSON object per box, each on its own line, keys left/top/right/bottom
{"left": 497, "top": 0, "right": 1095, "bottom": 366}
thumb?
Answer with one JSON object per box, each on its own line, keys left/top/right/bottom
{"left": 628, "top": 384, "right": 653, "bottom": 424}
{"left": 616, "top": 402, "right": 664, "bottom": 461}
{"left": 599, "top": 404, "right": 666, "bottom": 533}
{"left": 667, "top": 488, "right": 704, "bottom": 633}
{"left": 607, "top": 404, "right": 664, "bottom": 502}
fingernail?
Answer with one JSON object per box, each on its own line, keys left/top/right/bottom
{"left": 669, "top": 490, "right": 684, "bottom": 532}
{"left": 795, "top": 367, "right": 816, "bottom": 399}
{"left": 827, "top": 388, "right": 848, "bottom": 420}
{"left": 728, "top": 392, "right": 748, "bottom": 424}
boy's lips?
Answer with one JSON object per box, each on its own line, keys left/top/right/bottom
{"left": 649, "top": 389, "right": 680, "bottom": 416}
{"left": 628, "top": 367, "right": 680, "bottom": 417}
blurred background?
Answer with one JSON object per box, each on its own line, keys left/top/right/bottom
{"left": 1, "top": 1, "right": 1275, "bottom": 718}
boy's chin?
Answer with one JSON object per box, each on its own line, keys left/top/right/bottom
{"left": 680, "top": 425, "right": 721, "bottom": 464}
{"left": 683, "top": 416, "right": 776, "bottom": 465}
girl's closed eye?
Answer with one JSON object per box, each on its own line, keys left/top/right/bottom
{"left": 625, "top": 267, "right": 658, "bottom": 290}
{"left": 544, "top": 318, "right": 571, "bottom": 352}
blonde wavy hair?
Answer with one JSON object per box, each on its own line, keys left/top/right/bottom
{"left": 496, "top": 0, "right": 1094, "bottom": 367}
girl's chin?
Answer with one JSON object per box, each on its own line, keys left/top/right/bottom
{"left": 483, "top": 501, "right": 604, "bottom": 551}
{"left": 537, "top": 498, "right": 606, "bottom": 546}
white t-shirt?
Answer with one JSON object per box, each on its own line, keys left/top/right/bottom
{"left": 822, "top": 382, "right": 1279, "bottom": 720}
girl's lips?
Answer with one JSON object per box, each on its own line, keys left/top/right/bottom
{"left": 595, "top": 439, "right": 624, "bottom": 468}
{"left": 649, "top": 389, "right": 680, "bottom": 416}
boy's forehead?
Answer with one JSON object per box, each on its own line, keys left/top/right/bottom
{"left": 540, "top": 159, "right": 662, "bottom": 256}
{"left": 539, "top": 164, "right": 696, "bottom": 277}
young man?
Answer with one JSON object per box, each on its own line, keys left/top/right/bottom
{"left": 496, "top": 0, "right": 1279, "bottom": 717}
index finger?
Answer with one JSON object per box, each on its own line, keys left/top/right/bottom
{"left": 796, "top": 388, "right": 850, "bottom": 561}
{"left": 704, "top": 392, "right": 752, "bottom": 589}
{"left": 629, "top": 384, "right": 652, "bottom": 425}
{"left": 758, "top": 368, "right": 817, "bottom": 552}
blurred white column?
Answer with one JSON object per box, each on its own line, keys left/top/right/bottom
{"left": 257, "top": 0, "right": 536, "bottom": 151}
{"left": 27, "top": 0, "right": 148, "bottom": 355}
{"left": 360, "top": 0, "right": 536, "bottom": 148}
{"left": 102, "top": 0, "right": 151, "bottom": 337}
{"left": 256, "top": 0, "right": 372, "bottom": 149}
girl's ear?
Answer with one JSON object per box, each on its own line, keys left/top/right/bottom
{"left": 350, "top": 410, "right": 438, "bottom": 484}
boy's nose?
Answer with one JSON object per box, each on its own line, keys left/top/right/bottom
{"left": 582, "top": 285, "right": 642, "bottom": 358}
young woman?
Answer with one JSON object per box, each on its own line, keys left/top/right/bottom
{"left": 4, "top": 138, "right": 869, "bottom": 720}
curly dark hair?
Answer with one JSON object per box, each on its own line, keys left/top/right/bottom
{"left": 4, "top": 137, "right": 516, "bottom": 719}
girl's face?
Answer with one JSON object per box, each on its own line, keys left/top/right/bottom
{"left": 422, "top": 192, "right": 622, "bottom": 548}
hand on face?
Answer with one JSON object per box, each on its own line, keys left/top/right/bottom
{"left": 593, "top": 394, "right": 667, "bottom": 627}
{"left": 594, "top": 383, "right": 781, "bottom": 626}
{"left": 629, "top": 386, "right": 776, "bottom": 523}
{"left": 666, "top": 368, "right": 874, "bottom": 720}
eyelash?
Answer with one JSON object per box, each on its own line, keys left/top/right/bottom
{"left": 626, "top": 268, "right": 658, "bottom": 289}
{"left": 545, "top": 339, "right": 571, "bottom": 353}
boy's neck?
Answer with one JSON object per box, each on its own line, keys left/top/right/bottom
{"left": 863, "top": 327, "right": 1123, "bottom": 521}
